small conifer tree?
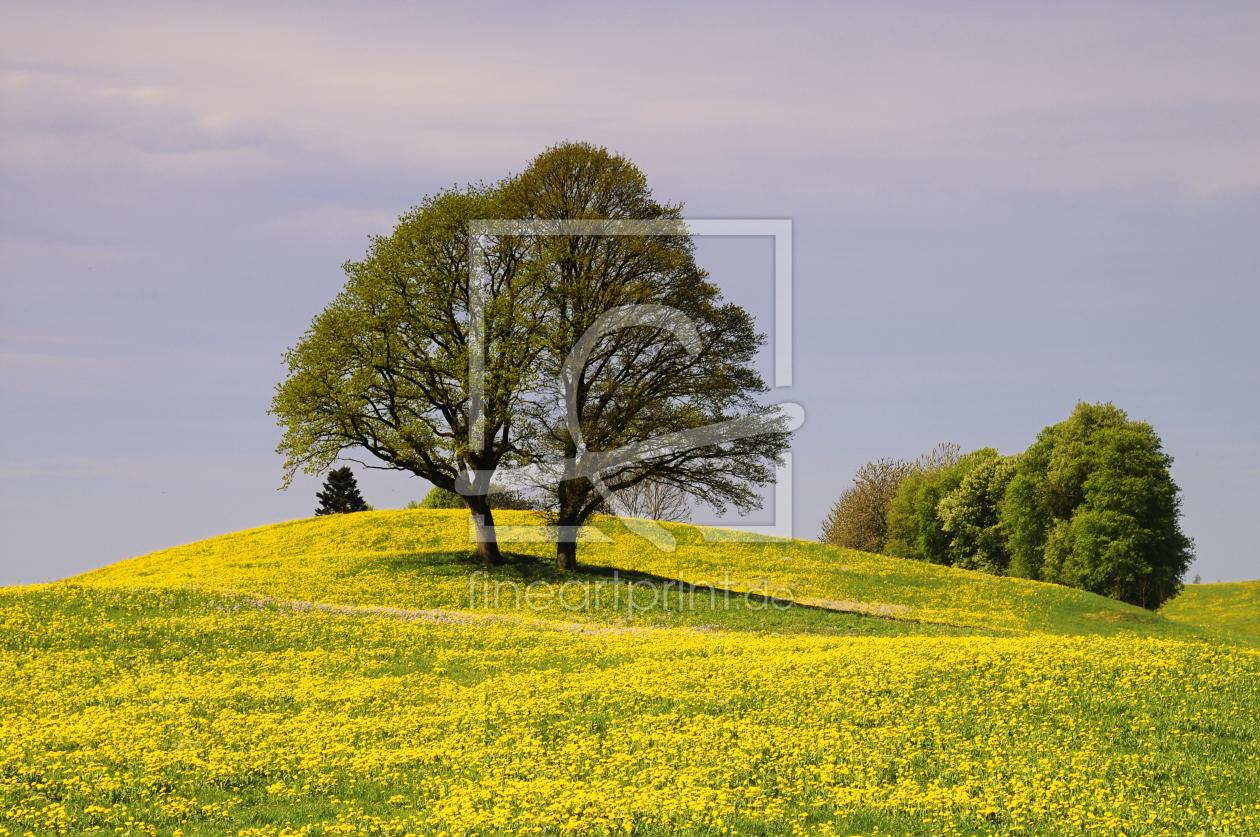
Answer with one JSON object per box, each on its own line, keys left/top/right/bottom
{"left": 315, "top": 466, "right": 369, "bottom": 515}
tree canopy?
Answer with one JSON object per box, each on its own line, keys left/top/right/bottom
{"left": 414, "top": 485, "right": 537, "bottom": 511}
{"left": 271, "top": 182, "right": 547, "bottom": 564}
{"left": 1002, "top": 402, "right": 1193, "bottom": 608}
{"left": 827, "top": 444, "right": 960, "bottom": 554}
{"left": 609, "top": 479, "right": 692, "bottom": 523}
{"left": 820, "top": 457, "right": 916, "bottom": 553}
{"left": 273, "top": 143, "right": 791, "bottom": 570}
{"left": 937, "top": 451, "right": 1018, "bottom": 574}
{"left": 884, "top": 446, "right": 980, "bottom": 564}
{"left": 505, "top": 143, "right": 790, "bottom": 569}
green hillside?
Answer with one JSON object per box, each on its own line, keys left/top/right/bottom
{"left": 77, "top": 510, "right": 1221, "bottom": 641}
{"left": 1159, "top": 579, "right": 1260, "bottom": 638}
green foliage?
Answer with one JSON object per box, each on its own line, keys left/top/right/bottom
{"left": 1001, "top": 401, "right": 1194, "bottom": 609}
{"left": 882, "top": 404, "right": 1192, "bottom": 609}
{"left": 272, "top": 146, "right": 790, "bottom": 570}
{"left": 938, "top": 452, "right": 1019, "bottom": 574}
{"left": 270, "top": 181, "right": 551, "bottom": 564}
{"left": 314, "top": 466, "right": 368, "bottom": 515}
{"left": 884, "top": 475, "right": 950, "bottom": 562}
{"left": 505, "top": 143, "right": 790, "bottom": 568}
{"left": 885, "top": 446, "right": 1017, "bottom": 571}
{"left": 884, "top": 445, "right": 974, "bottom": 564}
{"left": 416, "top": 486, "right": 465, "bottom": 509}
{"left": 413, "top": 485, "right": 538, "bottom": 511}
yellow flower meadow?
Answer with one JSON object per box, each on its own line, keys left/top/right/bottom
{"left": 2, "top": 512, "right": 1257, "bottom": 836}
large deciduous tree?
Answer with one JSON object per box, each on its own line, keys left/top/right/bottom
{"left": 1001, "top": 401, "right": 1193, "bottom": 608}
{"left": 609, "top": 479, "right": 692, "bottom": 523}
{"left": 505, "top": 143, "right": 791, "bottom": 570}
{"left": 883, "top": 444, "right": 972, "bottom": 563}
{"left": 937, "top": 450, "right": 1019, "bottom": 574}
{"left": 884, "top": 445, "right": 1017, "bottom": 573}
{"left": 271, "top": 183, "right": 546, "bottom": 565}
{"left": 273, "top": 145, "right": 791, "bottom": 571}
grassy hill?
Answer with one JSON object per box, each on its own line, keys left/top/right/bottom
{"left": 78, "top": 510, "right": 1219, "bottom": 640}
{"left": 2, "top": 511, "right": 1258, "bottom": 837}
{"left": 1159, "top": 579, "right": 1260, "bottom": 639}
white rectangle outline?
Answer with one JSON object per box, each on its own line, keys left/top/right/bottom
{"left": 467, "top": 219, "right": 793, "bottom": 543}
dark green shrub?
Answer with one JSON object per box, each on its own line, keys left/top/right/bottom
{"left": 315, "top": 467, "right": 369, "bottom": 515}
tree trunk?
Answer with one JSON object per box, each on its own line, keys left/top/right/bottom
{"left": 555, "top": 468, "right": 581, "bottom": 571}
{"left": 467, "top": 496, "right": 505, "bottom": 566}
{"left": 556, "top": 538, "right": 577, "bottom": 571}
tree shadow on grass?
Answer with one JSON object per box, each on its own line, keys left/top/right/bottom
{"left": 369, "top": 547, "right": 997, "bottom": 636}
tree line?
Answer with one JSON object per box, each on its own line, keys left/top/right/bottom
{"left": 820, "top": 402, "right": 1194, "bottom": 609}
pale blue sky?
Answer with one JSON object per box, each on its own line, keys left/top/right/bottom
{"left": 2, "top": 1, "right": 1257, "bottom": 584}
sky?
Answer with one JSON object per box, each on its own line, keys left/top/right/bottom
{"left": 1, "top": 1, "right": 1258, "bottom": 585}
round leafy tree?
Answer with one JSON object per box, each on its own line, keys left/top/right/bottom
{"left": 414, "top": 485, "right": 537, "bottom": 511}
{"left": 272, "top": 144, "right": 790, "bottom": 570}
{"left": 1002, "top": 401, "right": 1194, "bottom": 609}
{"left": 885, "top": 446, "right": 1007, "bottom": 567}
